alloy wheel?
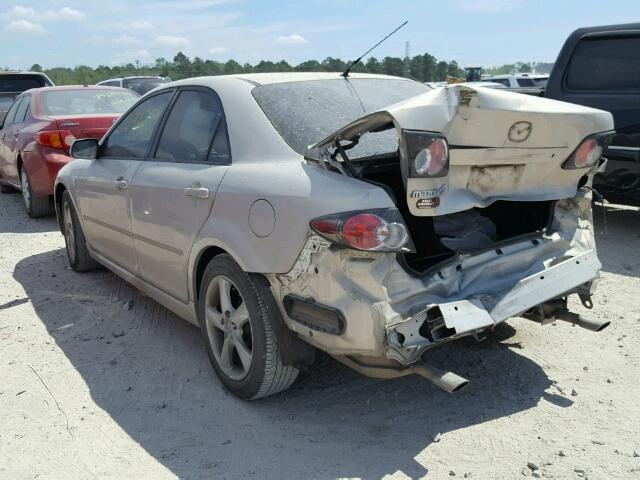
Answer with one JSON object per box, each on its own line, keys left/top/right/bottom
{"left": 204, "top": 275, "right": 254, "bottom": 380}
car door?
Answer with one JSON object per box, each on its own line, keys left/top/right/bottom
{"left": 129, "top": 87, "right": 231, "bottom": 302}
{"left": 75, "top": 89, "right": 175, "bottom": 271}
{"left": 0, "top": 96, "right": 23, "bottom": 183}
{"left": 5, "top": 94, "right": 31, "bottom": 185}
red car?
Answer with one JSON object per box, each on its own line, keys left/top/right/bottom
{"left": 0, "top": 85, "right": 138, "bottom": 217}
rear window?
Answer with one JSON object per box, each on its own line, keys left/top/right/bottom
{"left": 517, "top": 78, "right": 535, "bottom": 87}
{"left": 123, "top": 77, "right": 171, "bottom": 95}
{"left": 252, "top": 78, "right": 431, "bottom": 159}
{"left": 566, "top": 35, "right": 640, "bottom": 91}
{"left": 41, "top": 89, "right": 138, "bottom": 115}
{"left": 0, "top": 75, "right": 47, "bottom": 93}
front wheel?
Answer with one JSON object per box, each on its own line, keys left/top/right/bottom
{"left": 199, "top": 254, "right": 299, "bottom": 400}
{"left": 20, "top": 168, "right": 51, "bottom": 218}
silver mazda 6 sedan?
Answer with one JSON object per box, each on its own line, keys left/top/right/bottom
{"left": 55, "top": 73, "right": 614, "bottom": 399}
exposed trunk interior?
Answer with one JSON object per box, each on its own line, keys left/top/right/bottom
{"left": 359, "top": 156, "right": 554, "bottom": 274}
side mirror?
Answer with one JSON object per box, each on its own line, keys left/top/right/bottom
{"left": 70, "top": 138, "right": 99, "bottom": 160}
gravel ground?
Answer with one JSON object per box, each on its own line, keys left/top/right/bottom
{"left": 0, "top": 191, "right": 639, "bottom": 480}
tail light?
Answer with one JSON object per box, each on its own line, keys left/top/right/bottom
{"left": 563, "top": 132, "right": 614, "bottom": 170}
{"left": 310, "top": 208, "right": 414, "bottom": 252}
{"left": 36, "top": 130, "right": 76, "bottom": 150}
{"left": 402, "top": 130, "right": 449, "bottom": 178}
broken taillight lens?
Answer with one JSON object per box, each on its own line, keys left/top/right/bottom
{"left": 562, "top": 132, "right": 614, "bottom": 170}
{"left": 310, "top": 208, "right": 414, "bottom": 252}
{"left": 402, "top": 130, "right": 449, "bottom": 178}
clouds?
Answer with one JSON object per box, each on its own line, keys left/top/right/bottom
{"left": 2, "top": 4, "right": 85, "bottom": 35}
{"left": 5, "top": 19, "right": 46, "bottom": 34}
{"left": 276, "top": 34, "right": 307, "bottom": 45}
{"left": 154, "top": 35, "right": 191, "bottom": 48}
{"left": 209, "top": 46, "right": 227, "bottom": 54}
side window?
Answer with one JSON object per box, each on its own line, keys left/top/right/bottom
{"left": 14, "top": 94, "right": 30, "bottom": 123}
{"left": 101, "top": 91, "right": 173, "bottom": 159}
{"left": 155, "top": 89, "right": 230, "bottom": 164}
{"left": 566, "top": 36, "right": 640, "bottom": 91}
{"left": 3, "top": 97, "right": 22, "bottom": 126}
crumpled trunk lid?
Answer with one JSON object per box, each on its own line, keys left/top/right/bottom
{"left": 313, "top": 84, "right": 614, "bottom": 216}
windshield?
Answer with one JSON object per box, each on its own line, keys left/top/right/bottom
{"left": 124, "top": 77, "right": 171, "bottom": 95}
{"left": 0, "top": 75, "right": 47, "bottom": 93}
{"left": 41, "top": 89, "right": 138, "bottom": 115}
{"left": 252, "top": 78, "right": 431, "bottom": 159}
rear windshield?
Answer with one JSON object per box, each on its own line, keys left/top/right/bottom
{"left": 0, "top": 75, "right": 47, "bottom": 93}
{"left": 41, "top": 89, "right": 138, "bottom": 115}
{"left": 566, "top": 36, "right": 640, "bottom": 91}
{"left": 252, "top": 78, "right": 431, "bottom": 159}
{"left": 123, "top": 77, "right": 171, "bottom": 95}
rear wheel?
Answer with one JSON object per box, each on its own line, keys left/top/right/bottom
{"left": 199, "top": 254, "right": 298, "bottom": 400}
{"left": 61, "top": 190, "right": 100, "bottom": 272}
{"left": 20, "top": 168, "right": 50, "bottom": 217}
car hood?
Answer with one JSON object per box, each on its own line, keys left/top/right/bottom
{"left": 312, "top": 84, "right": 615, "bottom": 216}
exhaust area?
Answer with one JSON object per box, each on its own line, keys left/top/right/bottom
{"left": 523, "top": 297, "right": 610, "bottom": 332}
{"left": 554, "top": 310, "right": 611, "bottom": 332}
{"left": 334, "top": 355, "right": 469, "bottom": 393}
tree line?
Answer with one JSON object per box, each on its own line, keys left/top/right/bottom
{"left": 27, "top": 52, "right": 549, "bottom": 85}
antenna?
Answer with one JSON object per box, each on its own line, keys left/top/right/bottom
{"left": 341, "top": 20, "right": 408, "bottom": 78}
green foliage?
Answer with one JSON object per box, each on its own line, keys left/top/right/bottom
{"left": 32, "top": 52, "right": 549, "bottom": 85}
{"left": 35, "top": 51, "right": 476, "bottom": 85}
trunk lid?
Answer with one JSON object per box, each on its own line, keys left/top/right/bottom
{"left": 52, "top": 114, "right": 119, "bottom": 142}
{"left": 312, "top": 84, "right": 614, "bottom": 216}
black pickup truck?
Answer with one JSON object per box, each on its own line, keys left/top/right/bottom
{"left": 545, "top": 23, "right": 640, "bottom": 204}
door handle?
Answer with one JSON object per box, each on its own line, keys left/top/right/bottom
{"left": 114, "top": 179, "right": 128, "bottom": 190}
{"left": 184, "top": 186, "right": 210, "bottom": 199}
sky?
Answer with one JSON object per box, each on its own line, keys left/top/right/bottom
{"left": 0, "top": 0, "right": 638, "bottom": 70}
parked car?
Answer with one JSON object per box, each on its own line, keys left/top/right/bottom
{"left": 97, "top": 76, "right": 171, "bottom": 96}
{"left": 0, "top": 71, "right": 54, "bottom": 123}
{"left": 545, "top": 22, "right": 640, "bottom": 204}
{"left": 55, "top": 73, "right": 613, "bottom": 400}
{"left": 0, "top": 85, "right": 138, "bottom": 217}
{"left": 481, "top": 74, "right": 547, "bottom": 96}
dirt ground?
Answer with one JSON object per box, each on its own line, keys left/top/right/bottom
{"left": 0, "top": 192, "right": 639, "bottom": 480}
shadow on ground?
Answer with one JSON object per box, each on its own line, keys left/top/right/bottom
{"left": 13, "top": 248, "right": 566, "bottom": 479}
{"left": 594, "top": 205, "right": 640, "bottom": 278}
{"left": 0, "top": 193, "right": 58, "bottom": 234}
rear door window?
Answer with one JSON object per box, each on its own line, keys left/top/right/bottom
{"left": 2, "top": 97, "right": 23, "bottom": 125}
{"left": 101, "top": 90, "right": 173, "bottom": 159}
{"left": 154, "top": 89, "right": 230, "bottom": 164}
{"left": 14, "top": 94, "right": 30, "bottom": 123}
{"left": 566, "top": 35, "right": 640, "bottom": 91}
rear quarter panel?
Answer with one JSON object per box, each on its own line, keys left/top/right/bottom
{"left": 190, "top": 159, "right": 395, "bottom": 276}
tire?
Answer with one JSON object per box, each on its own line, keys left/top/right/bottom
{"left": 1, "top": 184, "right": 17, "bottom": 194}
{"left": 198, "top": 254, "right": 299, "bottom": 400}
{"left": 20, "top": 168, "right": 51, "bottom": 217}
{"left": 61, "top": 190, "right": 100, "bottom": 272}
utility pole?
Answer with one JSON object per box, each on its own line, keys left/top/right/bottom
{"left": 404, "top": 41, "right": 410, "bottom": 78}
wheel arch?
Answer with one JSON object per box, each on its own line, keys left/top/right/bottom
{"left": 53, "top": 182, "right": 68, "bottom": 232}
{"left": 192, "top": 245, "right": 230, "bottom": 304}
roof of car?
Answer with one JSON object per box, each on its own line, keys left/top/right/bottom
{"left": 20, "top": 85, "right": 134, "bottom": 95}
{"left": 0, "top": 71, "right": 49, "bottom": 76}
{"left": 187, "top": 72, "right": 408, "bottom": 86}
{"left": 99, "top": 76, "right": 169, "bottom": 82}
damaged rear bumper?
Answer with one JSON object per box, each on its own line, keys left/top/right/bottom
{"left": 269, "top": 191, "right": 601, "bottom": 366}
{"left": 388, "top": 249, "right": 600, "bottom": 358}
